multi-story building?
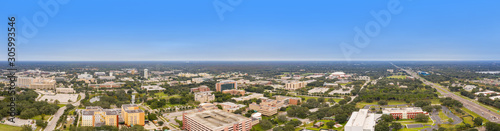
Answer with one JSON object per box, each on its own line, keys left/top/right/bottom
{"left": 217, "top": 102, "right": 246, "bottom": 113}
{"left": 16, "top": 77, "right": 56, "bottom": 90}
{"left": 249, "top": 98, "right": 279, "bottom": 116}
{"left": 141, "top": 85, "right": 166, "bottom": 92}
{"left": 275, "top": 96, "right": 301, "bottom": 105}
{"left": 222, "top": 89, "right": 245, "bottom": 96}
{"left": 81, "top": 106, "right": 119, "bottom": 127}
{"left": 56, "top": 88, "right": 75, "bottom": 94}
{"left": 194, "top": 91, "right": 215, "bottom": 103}
{"left": 88, "top": 82, "right": 125, "bottom": 88}
{"left": 216, "top": 80, "right": 238, "bottom": 92}
{"left": 232, "top": 93, "right": 264, "bottom": 101}
{"left": 345, "top": 109, "right": 382, "bottom": 131}
{"left": 284, "top": 81, "right": 307, "bottom": 90}
{"left": 78, "top": 72, "right": 93, "bottom": 79}
{"left": 382, "top": 107, "right": 428, "bottom": 119}
{"left": 191, "top": 85, "right": 211, "bottom": 92}
{"left": 98, "top": 76, "right": 116, "bottom": 80}
{"left": 182, "top": 109, "right": 252, "bottom": 131}
{"left": 144, "top": 69, "right": 148, "bottom": 79}
{"left": 121, "top": 104, "right": 145, "bottom": 127}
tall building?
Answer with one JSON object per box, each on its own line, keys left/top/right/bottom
{"left": 216, "top": 80, "right": 237, "bottom": 92}
{"left": 144, "top": 69, "right": 148, "bottom": 79}
{"left": 284, "top": 81, "right": 307, "bottom": 90}
{"left": 121, "top": 104, "right": 145, "bottom": 127}
{"left": 182, "top": 109, "right": 252, "bottom": 131}
{"left": 191, "top": 85, "right": 211, "bottom": 92}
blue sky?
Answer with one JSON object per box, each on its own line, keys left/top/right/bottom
{"left": 1, "top": 0, "right": 499, "bottom": 61}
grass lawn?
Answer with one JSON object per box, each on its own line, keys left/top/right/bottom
{"left": 438, "top": 111, "right": 450, "bottom": 123}
{"left": 355, "top": 101, "right": 408, "bottom": 109}
{"left": 251, "top": 123, "right": 265, "bottom": 131}
{"left": 154, "top": 92, "right": 169, "bottom": 99}
{"left": 400, "top": 126, "right": 431, "bottom": 131}
{"left": 387, "top": 75, "right": 408, "bottom": 79}
{"left": 31, "top": 115, "right": 51, "bottom": 121}
{"left": 58, "top": 104, "right": 66, "bottom": 108}
{"left": 431, "top": 99, "right": 441, "bottom": 104}
{"left": 0, "top": 124, "right": 22, "bottom": 131}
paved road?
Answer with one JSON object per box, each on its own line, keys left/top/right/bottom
{"left": 392, "top": 63, "right": 500, "bottom": 123}
{"left": 45, "top": 93, "right": 85, "bottom": 131}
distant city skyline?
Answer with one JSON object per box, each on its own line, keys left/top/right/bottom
{"left": 2, "top": 0, "right": 499, "bottom": 61}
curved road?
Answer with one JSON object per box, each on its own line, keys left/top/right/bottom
{"left": 392, "top": 63, "right": 500, "bottom": 123}
{"left": 45, "top": 93, "right": 85, "bottom": 131}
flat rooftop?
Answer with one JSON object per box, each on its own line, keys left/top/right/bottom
{"left": 184, "top": 110, "right": 249, "bottom": 130}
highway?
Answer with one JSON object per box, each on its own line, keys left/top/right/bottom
{"left": 392, "top": 63, "right": 500, "bottom": 123}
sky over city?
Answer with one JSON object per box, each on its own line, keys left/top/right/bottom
{"left": 1, "top": 0, "right": 499, "bottom": 61}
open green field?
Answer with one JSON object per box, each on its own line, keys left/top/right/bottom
{"left": 400, "top": 126, "right": 432, "bottom": 131}
{"left": 387, "top": 75, "right": 408, "bottom": 79}
{"left": 0, "top": 124, "right": 22, "bottom": 131}
{"left": 58, "top": 104, "right": 66, "bottom": 107}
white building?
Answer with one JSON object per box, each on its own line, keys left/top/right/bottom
{"left": 345, "top": 109, "right": 382, "bottom": 131}
{"left": 144, "top": 69, "right": 148, "bottom": 79}
{"left": 141, "top": 85, "right": 165, "bottom": 91}
{"left": 78, "top": 72, "right": 93, "bottom": 79}
{"left": 94, "top": 72, "right": 106, "bottom": 76}
{"left": 195, "top": 91, "right": 215, "bottom": 103}
{"left": 464, "top": 85, "right": 477, "bottom": 91}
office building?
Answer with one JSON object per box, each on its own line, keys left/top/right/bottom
{"left": 382, "top": 107, "right": 428, "bottom": 119}
{"left": 81, "top": 106, "right": 119, "bottom": 127}
{"left": 182, "top": 109, "right": 252, "bottom": 131}
{"left": 194, "top": 91, "right": 215, "bottom": 103}
{"left": 141, "top": 85, "right": 166, "bottom": 92}
{"left": 216, "top": 80, "right": 238, "bottom": 92}
{"left": 284, "top": 81, "right": 307, "bottom": 90}
{"left": 78, "top": 72, "right": 93, "bottom": 79}
{"left": 121, "top": 104, "right": 145, "bottom": 127}
{"left": 232, "top": 93, "right": 264, "bottom": 101}
{"left": 144, "top": 69, "right": 148, "bottom": 79}
{"left": 275, "top": 96, "right": 301, "bottom": 105}
{"left": 345, "top": 109, "right": 382, "bottom": 131}
{"left": 217, "top": 102, "right": 246, "bottom": 113}
{"left": 56, "top": 87, "right": 75, "bottom": 94}
{"left": 191, "top": 85, "right": 211, "bottom": 92}
{"left": 16, "top": 77, "right": 56, "bottom": 90}
{"left": 222, "top": 89, "right": 245, "bottom": 96}
{"left": 249, "top": 98, "right": 279, "bottom": 116}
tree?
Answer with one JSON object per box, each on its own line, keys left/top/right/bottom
{"left": 261, "top": 119, "right": 273, "bottom": 130}
{"left": 277, "top": 115, "right": 288, "bottom": 123}
{"left": 158, "top": 121, "right": 164, "bottom": 126}
{"left": 318, "top": 97, "right": 325, "bottom": 103}
{"left": 336, "top": 113, "right": 349, "bottom": 123}
{"left": 21, "top": 125, "right": 32, "bottom": 131}
{"left": 473, "top": 117, "right": 483, "bottom": 126}
{"left": 391, "top": 123, "right": 402, "bottom": 131}
{"left": 328, "top": 98, "right": 335, "bottom": 103}
{"left": 326, "top": 121, "right": 335, "bottom": 128}
{"left": 415, "top": 114, "right": 429, "bottom": 122}
{"left": 378, "top": 100, "right": 388, "bottom": 105}
{"left": 448, "top": 118, "right": 454, "bottom": 123}
{"left": 485, "top": 122, "right": 500, "bottom": 131}
{"left": 380, "top": 114, "right": 393, "bottom": 122}
{"left": 375, "top": 121, "right": 390, "bottom": 131}
{"left": 55, "top": 100, "right": 60, "bottom": 105}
